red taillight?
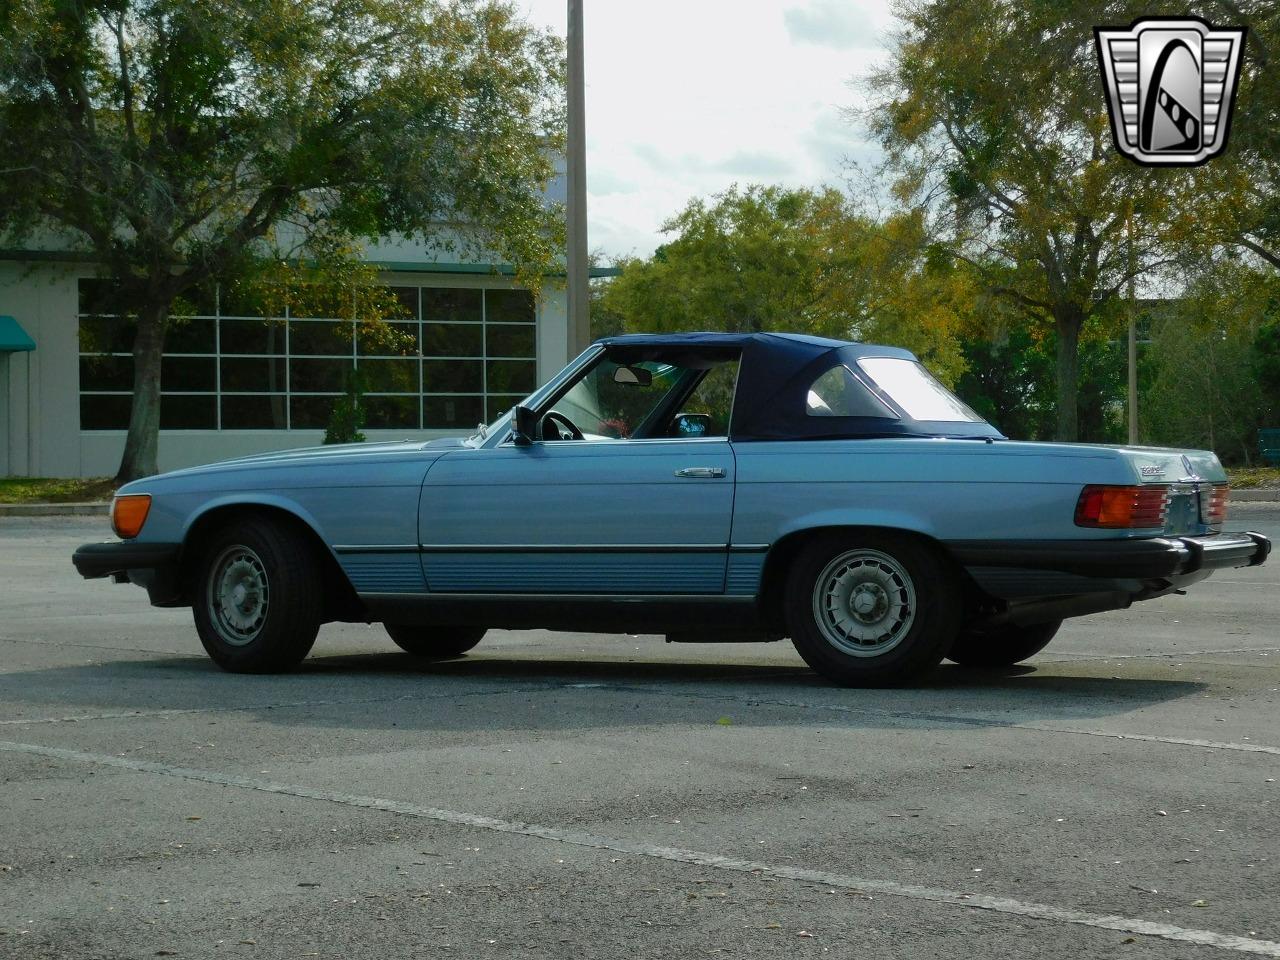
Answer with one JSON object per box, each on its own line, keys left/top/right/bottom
{"left": 1200, "top": 484, "right": 1230, "bottom": 526}
{"left": 1075, "top": 485, "right": 1170, "bottom": 529}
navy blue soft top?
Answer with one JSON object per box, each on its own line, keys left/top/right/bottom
{"left": 596, "top": 332, "right": 1004, "bottom": 441}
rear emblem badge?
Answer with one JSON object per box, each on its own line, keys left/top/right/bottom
{"left": 1140, "top": 465, "right": 1166, "bottom": 477}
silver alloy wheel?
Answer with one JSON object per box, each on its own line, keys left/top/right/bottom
{"left": 207, "top": 544, "right": 270, "bottom": 646}
{"left": 811, "top": 548, "right": 917, "bottom": 657}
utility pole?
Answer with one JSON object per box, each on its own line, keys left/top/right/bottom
{"left": 566, "top": 0, "right": 590, "bottom": 353}
{"left": 1127, "top": 212, "right": 1138, "bottom": 446}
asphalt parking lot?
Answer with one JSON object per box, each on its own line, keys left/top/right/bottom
{"left": 2, "top": 509, "right": 1279, "bottom": 960}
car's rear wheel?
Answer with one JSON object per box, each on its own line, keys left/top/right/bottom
{"left": 384, "top": 624, "right": 486, "bottom": 659}
{"left": 946, "top": 620, "right": 1061, "bottom": 667}
{"left": 191, "top": 517, "right": 321, "bottom": 673}
{"left": 785, "top": 532, "right": 960, "bottom": 686}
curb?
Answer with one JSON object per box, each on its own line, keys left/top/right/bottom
{"left": 0, "top": 502, "right": 110, "bottom": 517}
{"left": 1230, "top": 490, "right": 1280, "bottom": 502}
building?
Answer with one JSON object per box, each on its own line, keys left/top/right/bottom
{"left": 1, "top": 229, "right": 600, "bottom": 479}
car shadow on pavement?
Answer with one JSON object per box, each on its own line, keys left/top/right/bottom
{"left": 0, "top": 649, "right": 1211, "bottom": 734}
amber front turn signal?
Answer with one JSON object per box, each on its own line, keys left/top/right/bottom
{"left": 111, "top": 494, "right": 152, "bottom": 539}
{"left": 1075, "top": 484, "right": 1170, "bottom": 529}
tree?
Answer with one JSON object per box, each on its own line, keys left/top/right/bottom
{"left": 865, "top": 0, "right": 1207, "bottom": 440}
{"left": 0, "top": 0, "right": 564, "bottom": 481}
{"left": 1203, "top": 1, "right": 1280, "bottom": 270}
{"left": 955, "top": 321, "right": 1126, "bottom": 443}
{"left": 599, "top": 184, "right": 974, "bottom": 386}
{"left": 324, "top": 368, "right": 368, "bottom": 446}
{"left": 1143, "top": 260, "right": 1280, "bottom": 462}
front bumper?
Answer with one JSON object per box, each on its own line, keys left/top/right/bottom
{"left": 947, "top": 531, "right": 1270, "bottom": 581}
{"left": 72, "top": 540, "right": 190, "bottom": 608}
{"left": 72, "top": 540, "right": 182, "bottom": 579}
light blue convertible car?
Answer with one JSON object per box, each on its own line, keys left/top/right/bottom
{"left": 74, "top": 333, "right": 1271, "bottom": 685}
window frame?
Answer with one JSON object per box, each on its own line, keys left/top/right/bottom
{"left": 512, "top": 349, "right": 742, "bottom": 445}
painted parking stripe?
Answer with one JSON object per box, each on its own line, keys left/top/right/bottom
{"left": 624, "top": 688, "right": 1280, "bottom": 757}
{"left": 2, "top": 738, "right": 1278, "bottom": 957}
{"left": 771, "top": 700, "right": 1280, "bottom": 756}
{"left": 0, "top": 684, "right": 551, "bottom": 726}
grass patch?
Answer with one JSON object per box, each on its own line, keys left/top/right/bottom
{"left": 0, "top": 476, "right": 116, "bottom": 503}
{"left": 1226, "top": 466, "right": 1280, "bottom": 489}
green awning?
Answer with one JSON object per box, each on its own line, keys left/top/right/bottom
{"left": 0, "top": 316, "right": 34, "bottom": 352}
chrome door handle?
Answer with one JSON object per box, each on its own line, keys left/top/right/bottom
{"left": 674, "top": 467, "right": 726, "bottom": 479}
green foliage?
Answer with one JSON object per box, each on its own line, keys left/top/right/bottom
{"left": 0, "top": 0, "right": 565, "bottom": 479}
{"left": 866, "top": 0, "right": 1209, "bottom": 439}
{"left": 1226, "top": 467, "right": 1280, "bottom": 489}
{"left": 234, "top": 235, "right": 416, "bottom": 357}
{"left": 599, "top": 184, "right": 973, "bottom": 386}
{"left": 0, "top": 477, "right": 116, "bottom": 503}
{"left": 1142, "top": 263, "right": 1280, "bottom": 464}
{"left": 323, "top": 368, "right": 367, "bottom": 446}
{"left": 1199, "top": 0, "right": 1280, "bottom": 270}
{"left": 1256, "top": 322, "right": 1280, "bottom": 400}
{"left": 955, "top": 324, "right": 1125, "bottom": 443}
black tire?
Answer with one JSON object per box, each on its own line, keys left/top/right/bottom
{"left": 384, "top": 624, "right": 486, "bottom": 659}
{"left": 946, "top": 619, "right": 1061, "bottom": 667}
{"left": 785, "top": 532, "right": 960, "bottom": 687}
{"left": 191, "top": 516, "right": 322, "bottom": 673}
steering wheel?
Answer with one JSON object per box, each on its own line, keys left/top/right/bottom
{"left": 541, "top": 410, "right": 585, "bottom": 441}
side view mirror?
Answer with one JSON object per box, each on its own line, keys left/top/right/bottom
{"left": 613, "top": 365, "right": 653, "bottom": 387}
{"left": 511, "top": 405, "right": 539, "bottom": 446}
{"left": 673, "top": 412, "right": 711, "bottom": 437}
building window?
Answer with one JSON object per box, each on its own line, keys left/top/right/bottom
{"left": 77, "top": 281, "right": 537, "bottom": 431}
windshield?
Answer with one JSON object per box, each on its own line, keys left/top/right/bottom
{"left": 855, "top": 357, "right": 983, "bottom": 423}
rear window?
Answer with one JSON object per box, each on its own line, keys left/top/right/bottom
{"left": 855, "top": 357, "right": 983, "bottom": 422}
{"left": 806, "top": 365, "right": 898, "bottom": 419}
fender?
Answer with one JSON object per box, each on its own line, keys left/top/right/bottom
{"left": 764, "top": 507, "right": 939, "bottom": 545}
{"left": 180, "top": 492, "right": 338, "bottom": 562}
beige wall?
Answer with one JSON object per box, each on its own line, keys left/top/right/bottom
{"left": 0, "top": 261, "right": 570, "bottom": 479}
{"left": 0, "top": 259, "right": 87, "bottom": 478}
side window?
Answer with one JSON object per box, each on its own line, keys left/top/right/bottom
{"left": 855, "top": 357, "right": 982, "bottom": 422}
{"left": 552, "top": 359, "right": 683, "bottom": 439}
{"left": 806, "top": 365, "right": 898, "bottom": 419}
{"left": 669, "top": 361, "right": 738, "bottom": 438}
{"left": 592, "top": 360, "right": 683, "bottom": 437}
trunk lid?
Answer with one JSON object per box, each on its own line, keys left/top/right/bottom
{"left": 1115, "top": 445, "right": 1226, "bottom": 536}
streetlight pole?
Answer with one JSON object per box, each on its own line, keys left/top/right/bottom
{"left": 1128, "top": 213, "right": 1138, "bottom": 446}
{"left": 566, "top": 0, "right": 590, "bottom": 353}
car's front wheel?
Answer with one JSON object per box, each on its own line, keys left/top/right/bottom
{"left": 785, "top": 532, "right": 960, "bottom": 687}
{"left": 384, "top": 624, "right": 486, "bottom": 659}
{"left": 191, "top": 517, "right": 322, "bottom": 673}
{"left": 946, "top": 620, "right": 1061, "bottom": 667}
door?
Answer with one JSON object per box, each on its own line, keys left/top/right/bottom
{"left": 418, "top": 353, "right": 739, "bottom": 595}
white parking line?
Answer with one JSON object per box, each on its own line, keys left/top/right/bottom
{"left": 1015, "top": 726, "right": 1280, "bottom": 755}
{"left": 0, "top": 685, "right": 547, "bottom": 726}
{"left": 1041, "top": 646, "right": 1280, "bottom": 661}
{"left": 672, "top": 692, "right": 1280, "bottom": 757}
{"left": 1, "top": 737, "right": 1277, "bottom": 957}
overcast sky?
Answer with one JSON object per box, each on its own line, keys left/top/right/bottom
{"left": 519, "top": 0, "right": 895, "bottom": 259}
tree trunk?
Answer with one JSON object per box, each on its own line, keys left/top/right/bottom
{"left": 115, "top": 301, "right": 168, "bottom": 484}
{"left": 1054, "top": 305, "right": 1082, "bottom": 442}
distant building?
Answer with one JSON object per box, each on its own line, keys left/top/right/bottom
{"left": 1, "top": 175, "right": 603, "bottom": 478}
